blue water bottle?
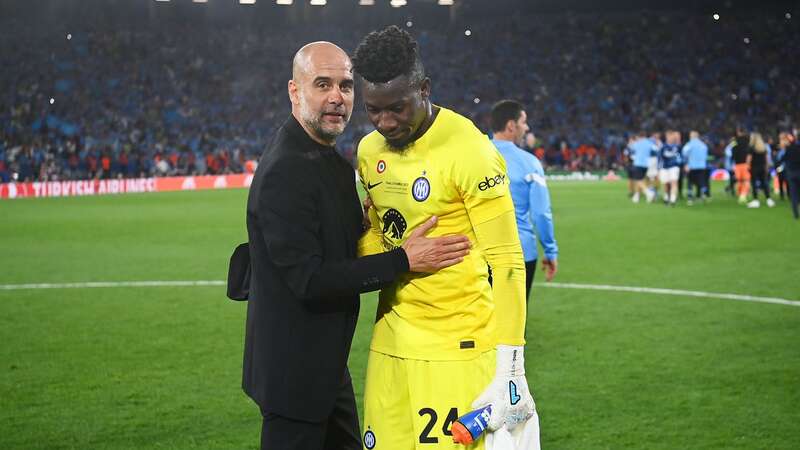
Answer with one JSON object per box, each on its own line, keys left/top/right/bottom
{"left": 451, "top": 405, "right": 492, "bottom": 444}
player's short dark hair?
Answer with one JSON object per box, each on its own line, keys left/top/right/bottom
{"left": 352, "top": 25, "right": 425, "bottom": 85}
{"left": 490, "top": 100, "right": 525, "bottom": 132}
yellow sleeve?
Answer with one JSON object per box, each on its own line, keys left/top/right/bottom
{"left": 453, "top": 138, "right": 526, "bottom": 345}
{"left": 356, "top": 149, "right": 384, "bottom": 257}
{"left": 358, "top": 205, "right": 384, "bottom": 257}
{"left": 473, "top": 206, "right": 527, "bottom": 346}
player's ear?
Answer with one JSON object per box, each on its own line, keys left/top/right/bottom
{"left": 419, "top": 77, "right": 431, "bottom": 100}
{"left": 505, "top": 119, "right": 515, "bottom": 134}
{"left": 288, "top": 79, "right": 300, "bottom": 105}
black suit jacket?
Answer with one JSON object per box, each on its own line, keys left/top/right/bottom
{"left": 243, "top": 115, "right": 408, "bottom": 422}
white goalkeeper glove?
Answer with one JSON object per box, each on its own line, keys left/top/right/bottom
{"left": 471, "top": 345, "right": 536, "bottom": 431}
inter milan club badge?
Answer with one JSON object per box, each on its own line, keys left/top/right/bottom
{"left": 376, "top": 160, "right": 386, "bottom": 173}
{"left": 412, "top": 175, "right": 430, "bottom": 202}
{"left": 363, "top": 430, "right": 376, "bottom": 449}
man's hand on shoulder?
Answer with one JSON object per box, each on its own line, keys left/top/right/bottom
{"left": 402, "top": 216, "right": 471, "bottom": 272}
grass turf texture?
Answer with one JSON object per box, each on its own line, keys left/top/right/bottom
{"left": 0, "top": 181, "right": 798, "bottom": 449}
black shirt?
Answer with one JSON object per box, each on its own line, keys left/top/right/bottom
{"left": 732, "top": 136, "right": 750, "bottom": 164}
{"left": 785, "top": 143, "right": 800, "bottom": 175}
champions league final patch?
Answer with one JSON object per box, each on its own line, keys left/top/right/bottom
{"left": 412, "top": 175, "right": 430, "bottom": 202}
{"left": 376, "top": 160, "right": 386, "bottom": 173}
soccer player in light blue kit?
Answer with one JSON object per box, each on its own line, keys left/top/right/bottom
{"left": 628, "top": 132, "right": 657, "bottom": 203}
{"left": 682, "top": 130, "right": 710, "bottom": 205}
{"left": 489, "top": 100, "right": 558, "bottom": 299}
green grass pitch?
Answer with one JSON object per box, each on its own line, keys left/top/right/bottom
{"left": 1, "top": 181, "right": 798, "bottom": 449}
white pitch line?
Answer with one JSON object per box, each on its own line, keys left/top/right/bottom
{"left": 0, "top": 280, "right": 797, "bottom": 308}
{"left": 0, "top": 280, "right": 225, "bottom": 290}
{"left": 539, "top": 282, "right": 800, "bottom": 307}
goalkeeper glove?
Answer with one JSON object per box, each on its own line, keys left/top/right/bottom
{"left": 471, "top": 345, "right": 536, "bottom": 431}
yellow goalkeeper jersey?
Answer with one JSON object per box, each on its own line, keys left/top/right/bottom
{"left": 357, "top": 107, "right": 523, "bottom": 361}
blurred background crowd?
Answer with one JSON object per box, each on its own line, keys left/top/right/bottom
{"left": 1, "top": 1, "right": 798, "bottom": 183}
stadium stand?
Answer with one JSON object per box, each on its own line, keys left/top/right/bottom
{"left": 1, "top": 9, "right": 798, "bottom": 182}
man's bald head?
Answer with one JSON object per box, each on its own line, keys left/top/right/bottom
{"left": 292, "top": 41, "right": 351, "bottom": 82}
{"left": 288, "top": 41, "right": 354, "bottom": 146}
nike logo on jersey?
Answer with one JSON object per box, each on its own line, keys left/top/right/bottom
{"left": 367, "top": 181, "right": 383, "bottom": 190}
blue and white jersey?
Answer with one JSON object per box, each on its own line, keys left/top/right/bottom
{"left": 765, "top": 143, "right": 773, "bottom": 166}
{"left": 648, "top": 138, "right": 660, "bottom": 157}
{"left": 629, "top": 138, "right": 654, "bottom": 168}
{"left": 724, "top": 141, "right": 734, "bottom": 171}
{"left": 682, "top": 138, "right": 709, "bottom": 170}
{"left": 492, "top": 139, "right": 558, "bottom": 263}
{"left": 659, "top": 144, "right": 682, "bottom": 169}
{"left": 776, "top": 148, "right": 787, "bottom": 170}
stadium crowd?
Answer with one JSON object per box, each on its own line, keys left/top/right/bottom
{"left": 1, "top": 9, "right": 798, "bottom": 184}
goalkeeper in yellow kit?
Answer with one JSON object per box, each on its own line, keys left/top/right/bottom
{"left": 352, "top": 26, "right": 537, "bottom": 449}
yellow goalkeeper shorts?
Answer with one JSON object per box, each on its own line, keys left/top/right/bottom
{"left": 362, "top": 349, "right": 495, "bottom": 450}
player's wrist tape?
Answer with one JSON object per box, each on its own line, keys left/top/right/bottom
{"left": 495, "top": 345, "right": 525, "bottom": 378}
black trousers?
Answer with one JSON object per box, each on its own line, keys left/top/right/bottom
{"left": 788, "top": 173, "right": 800, "bottom": 219}
{"left": 777, "top": 170, "right": 787, "bottom": 199}
{"left": 525, "top": 259, "right": 537, "bottom": 302}
{"left": 750, "top": 168, "right": 771, "bottom": 200}
{"left": 260, "top": 370, "right": 361, "bottom": 450}
{"left": 727, "top": 169, "right": 736, "bottom": 196}
{"left": 687, "top": 169, "right": 707, "bottom": 199}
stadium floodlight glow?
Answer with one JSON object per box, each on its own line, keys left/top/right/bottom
{"left": 192, "top": 0, "right": 208, "bottom": 3}
{"left": 309, "top": 0, "right": 326, "bottom": 5}
{"left": 390, "top": 0, "right": 407, "bottom": 7}
{"left": 464, "top": 29, "right": 472, "bottom": 36}
{"left": 276, "top": 0, "right": 293, "bottom": 4}
{"left": 439, "top": 0, "right": 455, "bottom": 5}
{"left": 406, "top": 20, "right": 413, "bottom": 27}
{"left": 786, "top": 12, "right": 792, "bottom": 19}
{"left": 50, "top": 98, "right": 55, "bottom": 105}
{"left": 66, "top": 33, "right": 72, "bottom": 40}
{"left": 712, "top": 13, "right": 720, "bottom": 20}
{"left": 155, "top": 0, "right": 170, "bottom": 2}
{"left": 473, "top": 97, "right": 480, "bottom": 104}
{"left": 743, "top": 37, "right": 751, "bottom": 44}
{"left": 359, "top": 0, "right": 375, "bottom": 4}
{"left": 240, "top": 0, "right": 256, "bottom": 4}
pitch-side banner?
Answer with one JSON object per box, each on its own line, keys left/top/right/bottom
{"left": 0, "top": 174, "right": 254, "bottom": 200}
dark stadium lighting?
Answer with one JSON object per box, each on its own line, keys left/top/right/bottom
{"left": 743, "top": 37, "right": 750, "bottom": 44}
{"left": 731, "top": 93, "right": 738, "bottom": 100}
{"left": 712, "top": 13, "right": 720, "bottom": 20}
{"left": 786, "top": 12, "right": 792, "bottom": 19}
